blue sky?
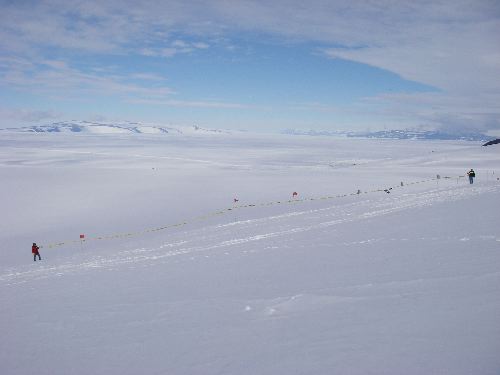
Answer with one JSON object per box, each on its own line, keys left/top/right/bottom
{"left": 1, "top": 0, "right": 499, "bottom": 134}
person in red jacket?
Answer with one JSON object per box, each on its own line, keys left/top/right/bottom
{"left": 32, "top": 242, "right": 41, "bottom": 261}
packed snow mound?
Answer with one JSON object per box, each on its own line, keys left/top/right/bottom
{"left": 1, "top": 121, "right": 230, "bottom": 135}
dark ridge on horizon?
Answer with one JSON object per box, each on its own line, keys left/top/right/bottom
{"left": 483, "top": 139, "right": 500, "bottom": 146}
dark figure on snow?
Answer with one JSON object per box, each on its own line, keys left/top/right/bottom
{"left": 467, "top": 169, "right": 476, "bottom": 184}
{"left": 32, "top": 243, "right": 41, "bottom": 261}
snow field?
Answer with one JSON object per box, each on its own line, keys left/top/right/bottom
{"left": 1, "top": 132, "right": 500, "bottom": 374}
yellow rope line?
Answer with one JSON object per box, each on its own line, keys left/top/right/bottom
{"left": 39, "top": 175, "right": 458, "bottom": 249}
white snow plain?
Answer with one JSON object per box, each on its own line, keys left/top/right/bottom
{"left": 1, "top": 131, "right": 500, "bottom": 375}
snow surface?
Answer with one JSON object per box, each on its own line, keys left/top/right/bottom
{"left": 1, "top": 131, "right": 500, "bottom": 374}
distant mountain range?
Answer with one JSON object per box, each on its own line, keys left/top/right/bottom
{"left": 0, "top": 121, "right": 230, "bottom": 135}
{"left": 0, "top": 121, "right": 494, "bottom": 142}
{"left": 283, "top": 129, "right": 493, "bottom": 142}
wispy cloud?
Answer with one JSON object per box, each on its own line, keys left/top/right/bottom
{"left": 0, "top": 57, "right": 174, "bottom": 100}
{"left": 0, "top": 106, "right": 61, "bottom": 127}
{"left": 363, "top": 91, "right": 500, "bottom": 133}
{"left": 130, "top": 98, "right": 252, "bottom": 109}
{"left": 139, "top": 39, "right": 211, "bottom": 58}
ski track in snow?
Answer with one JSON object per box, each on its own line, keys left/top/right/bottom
{"left": 1, "top": 182, "right": 499, "bottom": 286}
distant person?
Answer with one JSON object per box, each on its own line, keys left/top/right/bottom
{"left": 32, "top": 242, "right": 41, "bottom": 261}
{"left": 467, "top": 169, "right": 476, "bottom": 184}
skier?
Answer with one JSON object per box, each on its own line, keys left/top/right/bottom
{"left": 467, "top": 168, "right": 476, "bottom": 184}
{"left": 32, "top": 242, "right": 41, "bottom": 261}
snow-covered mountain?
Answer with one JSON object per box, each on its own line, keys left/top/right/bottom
{"left": 1, "top": 121, "right": 230, "bottom": 135}
{"left": 283, "top": 128, "right": 493, "bottom": 141}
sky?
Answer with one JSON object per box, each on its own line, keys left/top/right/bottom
{"left": 0, "top": 0, "right": 499, "bottom": 134}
